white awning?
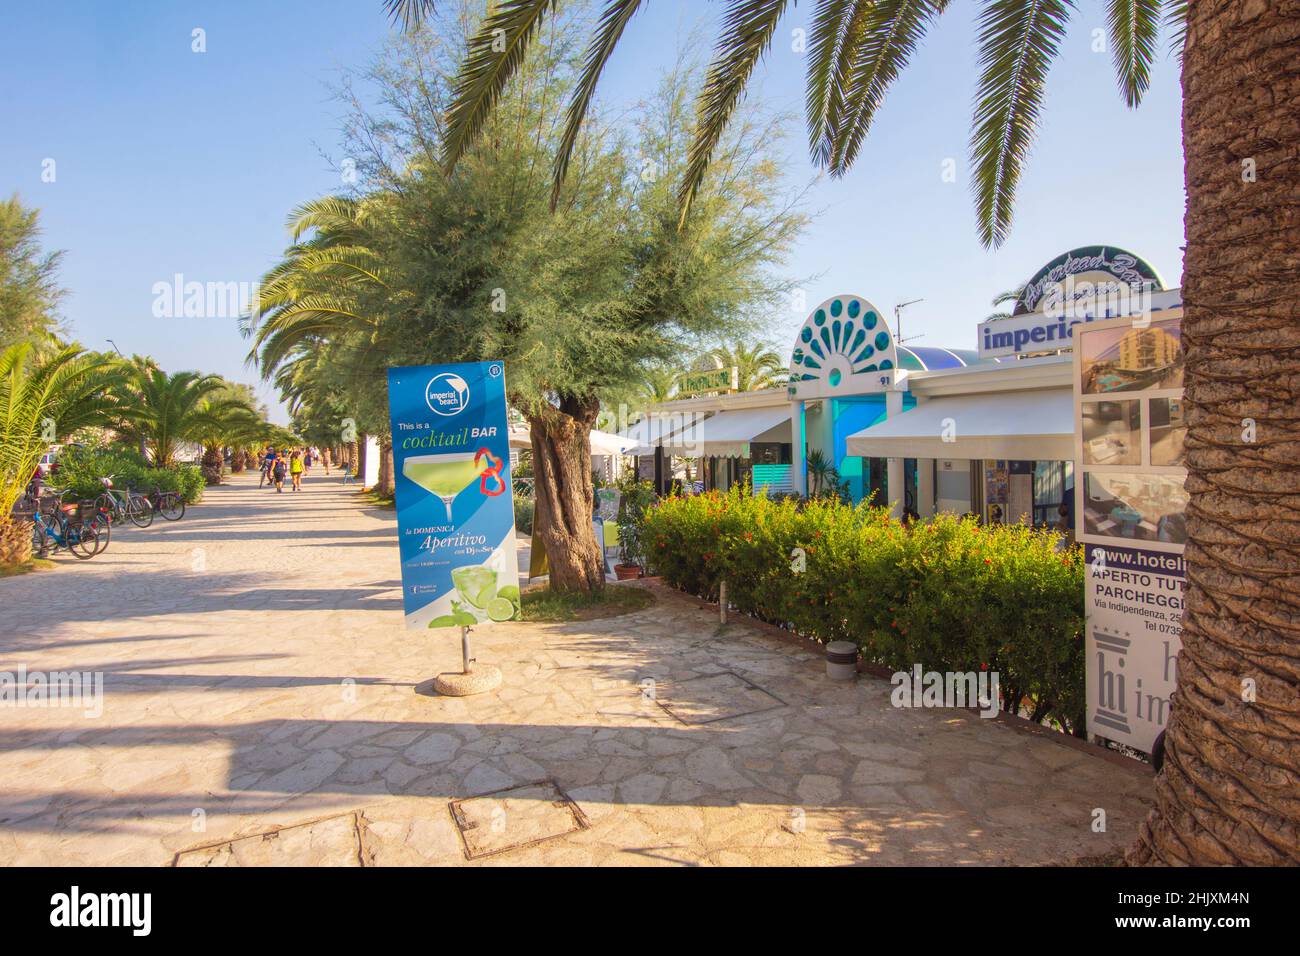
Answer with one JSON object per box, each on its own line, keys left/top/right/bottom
{"left": 845, "top": 389, "right": 1073, "bottom": 460}
{"left": 509, "top": 423, "right": 637, "bottom": 456}
{"left": 660, "top": 406, "right": 793, "bottom": 458}
{"left": 619, "top": 412, "right": 706, "bottom": 457}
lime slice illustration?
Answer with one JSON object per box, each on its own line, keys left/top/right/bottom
{"left": 476, "top": 583, "right": 499, "bottom": 607}
{"left": 486, "top": 597, "right": 516, "bottom": 621}
{"left": 496, "top": 584, "right": 520, "bottom": 603}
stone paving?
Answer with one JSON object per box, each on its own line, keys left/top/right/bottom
{"left": 0, "top": 472, "right": 1154, "bottom": 865}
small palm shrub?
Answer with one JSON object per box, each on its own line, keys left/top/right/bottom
{"left": 641, "top": 487, "right": 1085, "bottom": 733}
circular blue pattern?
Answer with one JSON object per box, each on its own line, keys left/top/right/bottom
{"left": 864, "top": 311, "right": 877, "bottom": 329}
{"left": 875, "top": 331, "right": 890, "bottom": 351}
{"left": 815, "top": 309, "right": 826, "bottom": 326}
{"left": 830, "top": 299, "right": 843, "bottom": 318}
{"left": 828, "top": 368, "right": 841, "bottom": 386}
{"left": 847, "top": 299, "right": 861, "bottom": 318}
{"left": 801, "top": 327, "right": 812, "bottom": 343}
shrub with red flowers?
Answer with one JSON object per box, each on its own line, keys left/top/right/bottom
{"left": 640, "top": 487, "right": 1086, "bottom": 734}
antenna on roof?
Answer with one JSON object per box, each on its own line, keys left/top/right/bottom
{"left": 894, "top": 299, "right": 926, "bottom": 345}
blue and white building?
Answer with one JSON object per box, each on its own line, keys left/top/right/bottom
{"left": 627, "top": 246, "right": 1182, "bottom": 528}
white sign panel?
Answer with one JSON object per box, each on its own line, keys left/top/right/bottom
{"left": 1085, "top": 544, "right": 1183, "bottom": 752}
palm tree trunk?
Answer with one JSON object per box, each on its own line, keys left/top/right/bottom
{"left": 1127, "top": 1, "right": 1300, "bottom": 866}
{"left": 528, "top": 395, "right": 604, "bottom": 593}
{"left": 200, "top": 444, "right": 223, "bottom": 485}
{"left": 0, "top": 515, "right": 34, "bottom": 567}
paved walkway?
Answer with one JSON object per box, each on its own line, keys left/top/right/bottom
{"left": 0, "top": 473, "right": 1152, "bottom": 865}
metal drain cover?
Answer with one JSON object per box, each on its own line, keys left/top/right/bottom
{"left": 173, "top": 811, "right": 362, "bottom": 867}
{"left": 449, "top": 780, "right": 589, "bottom": 860}
{"left": 655, "top": 671, "right": 786, "bottom": 725}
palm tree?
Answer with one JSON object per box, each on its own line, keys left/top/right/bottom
{"left": 112, "top": 362, "right": 234, "bottom": 467}
{"left": 404, "top": 0, "right": 1300, "bottom": 864}
{"left": 245, "top": 195, "right": 400, "bottom": 494}
{"left": 0, "top": 343, "right": 121, "bottom": 565}
{"left": 633, "top": 364, "right": 678, "bottom": 409}
{"left": 700, "top": 340, "right": 784, "bottom": 391}
{"left": 983, "top": 286, "right": 1024, "bottom": 323}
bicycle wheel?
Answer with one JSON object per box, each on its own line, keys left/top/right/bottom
{"left": 127, "top": 496, "right": 154, "bottom": 528}
{"left": 95, "top": 492, "right": 117, "bottom": 525}
{"left": 69, "top": 523, "right": 99, "bottom": 559}
{"left": 160, "top": 494, "right": 185, "bottom": 520}
{"left": 31, "top": 521, "right": 50, "bottom": 558}
{"left": 86, "top": 511, "right": 112, "bottom": 553}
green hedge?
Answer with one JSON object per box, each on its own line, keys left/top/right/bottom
{"left": 54, "top": 447, "right": 206, "bottom": 505}
{"left": 639, "top": 488, "right": 1086, "bottom": 733}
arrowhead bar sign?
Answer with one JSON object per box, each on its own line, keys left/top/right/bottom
{"left": 387, "top": 361, "right": 520, "bottom": 630}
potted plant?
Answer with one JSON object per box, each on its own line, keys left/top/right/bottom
{"left": 614, "top": 476, "right": 654, "bottom": 579}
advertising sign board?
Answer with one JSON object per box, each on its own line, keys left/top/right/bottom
{"left": 387, "top": 361, "right": 520, "bottom": 630}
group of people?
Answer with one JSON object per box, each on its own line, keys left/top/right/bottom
{"left": 257, "top": 446, "right": 328, "bottom": 493}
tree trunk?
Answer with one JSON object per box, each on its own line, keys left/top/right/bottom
{"left": 378, "top": 438, "right": 395, "bottom": 497}
{"left": 1127, "top": 0, "right": 1300, "bottom": 866}
{"left": 200, "top": 444, "right": 223, "bottom": 485}
{"left": 0, "top": 515, "right": 34, "bottom": 567}
{"left": 528, "top": 395, "right": 605, "bottom": 593}
{"left": 356, "top": 435, "right": 368, "bottom": 487}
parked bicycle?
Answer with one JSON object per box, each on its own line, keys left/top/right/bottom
{"left": 30, "top": 490, "right": 106, "bottom": 559}
{"left": 145, "top": 485, "right": 185, "bottom": 521}
{"left": 94, "top": 476, "right": 154, "bottom": 528}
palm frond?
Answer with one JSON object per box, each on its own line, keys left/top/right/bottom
{"left": 441, "top": 0, "right": 560, "bottom": 175}
{"left": 1106, "top": 0, "right": 1160, "bottom": 106}
{"left": 679, "top": 0, "right": 791, "bottom": 226}
{"left": 551, "top": 0, "right": 647, "bottom": 210}
{"left": 969, "top": 0, "right": 1073, "bottom": 249}
{"left": 384, "top": 0, "right": 437, "bottom": 32}
{"left": 1164, "top": 0, "right": 1188, "bottom": 55}
{"left": 805, "top": 0, "right": 870, "bottom": 167}
{"left": 827, "top": 0, "right": 949, "bottom": 176}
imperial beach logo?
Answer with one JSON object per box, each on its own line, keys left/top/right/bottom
{"left": 425, "top": 372, "right": 470, "bottom": 416}
{"left": 49, "top": 886, "right": 151, "bottom": 936}
{"left": 151, "top": 273, "right": 259, "bottom": 319}
{"left": 890, "top": 665, "right": 1000, "bottom": 718}
{"left": 0, "top": 666, "right": 103, "bottom": 718}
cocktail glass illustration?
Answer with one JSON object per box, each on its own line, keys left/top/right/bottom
{"left": 451, "top": 565, "right": 497, "bottom": 620}
{"left": 403, "top": 453, "right": 488, "bottom": 522}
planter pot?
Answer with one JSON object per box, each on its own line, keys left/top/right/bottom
{"left": 614, "top": 563, "right": 642, "bottom": 581}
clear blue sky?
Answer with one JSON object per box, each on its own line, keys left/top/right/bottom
{"left": 1, "top": 0, "right": 1185, "bottom": 423}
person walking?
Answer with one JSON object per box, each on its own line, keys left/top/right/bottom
{"left": 272, "top": 455, "right": 287, "bottom": 493}
{"left": 290, "top": 450, "right": 304, "bottom": 492}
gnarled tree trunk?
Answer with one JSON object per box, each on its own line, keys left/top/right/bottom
{"left": 1127, "top": 0, "right": 1300, "bottom": 866}
{"left": 528, "top": 395, "right": 604, "bottom": 593}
